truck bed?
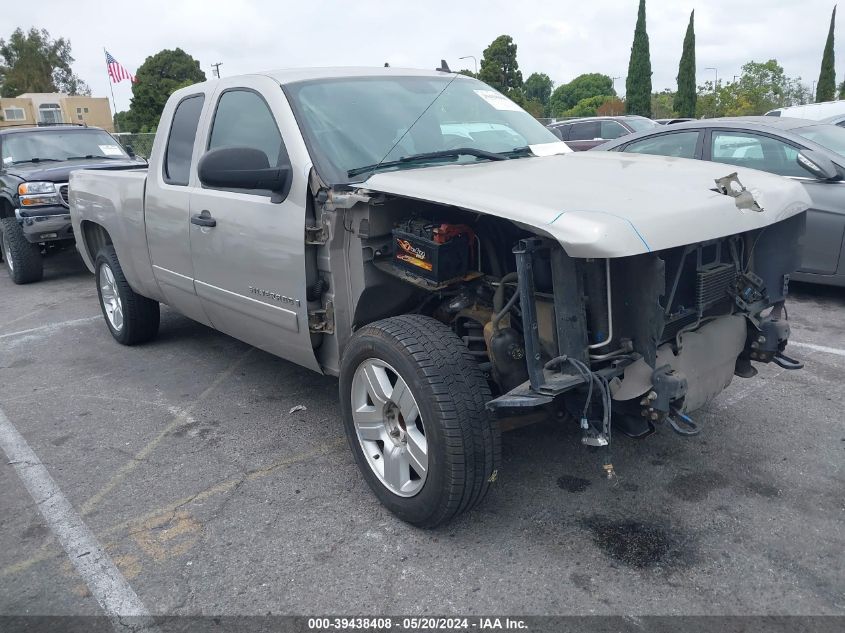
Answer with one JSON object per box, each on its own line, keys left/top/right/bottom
{"left": 69, "top": 168, "right": 160, "bottom": 300}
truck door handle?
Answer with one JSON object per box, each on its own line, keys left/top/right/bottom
{"left": 191, "top": 211, "right": 216, "bottom": 228}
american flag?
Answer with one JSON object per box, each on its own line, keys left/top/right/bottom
{"left": 105, "top": 51, "right": 136, "bottom": 84}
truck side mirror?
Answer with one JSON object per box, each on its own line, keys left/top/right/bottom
{"left": 797, "top": 149, "right": 840, "bottom": 181}
{"left": 124, "top": 144, "right": 135, "bottom": 158}
{"left": 198, "top": 146, "right": 291, "bottom": 197}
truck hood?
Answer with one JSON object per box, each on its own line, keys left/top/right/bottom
{"left": 5, "top": 158, "right": 145, "bottom": 183}
{"left": 360, "top": 152, "right": 811, "bottom": 258}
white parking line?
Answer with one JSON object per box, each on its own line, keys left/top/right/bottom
{"left": 790, "top": 340, "right": 845, "bottom": 358}
{"left": 0, "top": 315, "right": 100, "bottom": 340}
{"left": 0, "top": 405, "right": 151, "bottom": 622}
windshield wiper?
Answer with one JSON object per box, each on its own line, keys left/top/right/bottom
{"left": 65, "top": 155, "right": 123, "bottom": 160}
{"left": 347, "top": 147, "right": 507, "bottom": 178}
{"left": 503, "top": 146, "right": 533, "bottom": 157}
{"left": 11, "top": 158, "right": 62, "bottom": 165}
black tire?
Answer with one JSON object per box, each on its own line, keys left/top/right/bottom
{"left": 94, "top": 245, "right": 160, "bottom": 345}
{"left": 0, "top": 217, "right": 43, "bottom": 284}
{"left": 339, "top": 315, "right": 500, "bottom": 528}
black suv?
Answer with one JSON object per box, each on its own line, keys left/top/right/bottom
{"left": 0, "top": 125, "right": 143, "bottom": 284}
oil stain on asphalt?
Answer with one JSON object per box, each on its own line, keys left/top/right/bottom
{"left": 557, "top": 475, "right": 592, "bottom": 493}
{"left": 580, "top": 517, "right": 697, "bottom": 570}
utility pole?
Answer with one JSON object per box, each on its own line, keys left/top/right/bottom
{"left": 211, "top": 62, "right": 223, "bottom": 78}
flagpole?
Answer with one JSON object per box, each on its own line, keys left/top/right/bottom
{"left": 104, "top": 47, "right": 120, "bottom": 133}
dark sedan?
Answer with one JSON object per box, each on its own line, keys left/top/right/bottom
{"left": 546, "top": 115, "right": 659, "bottom": 151}
{"left": 593, "top": 117, "right": 845, "bottom": 287}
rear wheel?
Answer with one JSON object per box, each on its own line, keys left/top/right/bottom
{"left": 95, "top": 246, "right": 160, "bottom": 345}
{"left": 0, "top": 217, "right": 43, "bottom": 284}
{"left": 339, "top": 315, "right": 500, "bottom": 527}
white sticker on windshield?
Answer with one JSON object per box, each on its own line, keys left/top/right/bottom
{"left": 473, "top": 89, "right": 522, "bottom": 111}
{"left": 2, "top": 156, "right": 12, "bottom": 165}
{"left": 99, "top": 144, "right": 124, "bottom": 156}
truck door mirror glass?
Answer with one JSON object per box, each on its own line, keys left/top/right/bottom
{"left": 124, "top": 144, "right": 135, "bottom": 158}
{"left": 197, "top": 146, "right": 291, "bottom": 196}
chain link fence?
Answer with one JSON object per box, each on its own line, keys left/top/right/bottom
{"left": 113, "top": 132, "right": 156, "bottom": 159}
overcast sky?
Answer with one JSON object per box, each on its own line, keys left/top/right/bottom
{"left": 4, "top": 0, "right": 840, "bottom": 112}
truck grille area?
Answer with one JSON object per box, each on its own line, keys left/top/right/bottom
{"left": 696, "top": 262, "right": 736, "bottom": 312}
{"left": 59, "top": 184, "right": 69, "bottom": 207}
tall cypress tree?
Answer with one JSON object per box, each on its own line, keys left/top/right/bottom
{"left": 673, "top": 11, "right": 697, "bottom": 118}
{"left": 625, "top": 0, "right": 653, "bottom": 116}
{"left": 816, "top": 6, "right": 837, "bottom": 102}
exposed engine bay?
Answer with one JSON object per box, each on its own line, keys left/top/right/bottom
{"left": 310, "top": 186, "right": 805, "bottom": 466}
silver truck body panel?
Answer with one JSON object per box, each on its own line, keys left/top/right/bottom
{"left": 362, "top": 152, "right": 811, "bottom": 258}
{"left": 70, "top": 169, "right": 162, "bottom": 301}
{"left": 72, "top": 75, "right": 322, "bottom": 372}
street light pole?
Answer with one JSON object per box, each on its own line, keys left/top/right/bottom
{"left": 459, "top": 55, "right": 478, "bottom": 75}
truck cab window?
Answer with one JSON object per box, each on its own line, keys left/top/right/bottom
{"left": 164, "top": 95, "right": 205, "bottom": 186}
{"left": 208, "top": 90, "right": 286, "bottom": 168}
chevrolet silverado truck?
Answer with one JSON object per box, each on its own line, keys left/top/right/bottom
{"left": 0, "top": 124, "right": 142, "bottom": 284}
{"left": 70, "top": 68, "right": 810, "bottom": 527}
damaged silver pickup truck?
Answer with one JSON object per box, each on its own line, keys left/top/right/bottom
{"left": 69, "top": 68, "right": 810, "bottom": 527}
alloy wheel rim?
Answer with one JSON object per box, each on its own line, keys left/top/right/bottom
{"left": 99, "top": 263, "right": 124, "bottom": 331}
{"left": 351, "top": 358, "right": 428, "bottom": 497}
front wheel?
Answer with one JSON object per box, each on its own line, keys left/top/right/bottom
{"left": 0, "top": 217, "right": 43, "bottom": 284}
{"left": 339, "top": 315, "right": 500, "bottom": 528}
{"left": 95, "top": 246, "right": 160, "bottom": 345}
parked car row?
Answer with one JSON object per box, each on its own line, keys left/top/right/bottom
{"left": 546, "top": 115, "right": 659, "bottom": 150}
{"left": 0, "top": 68, "right": 822, "bottom": 527}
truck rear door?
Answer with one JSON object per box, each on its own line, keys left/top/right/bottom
{"left": 144, "top": 91, "right": 213, "bottom": 326}
{"left": 188, "top": 76, "right": 320, "bottom": 372}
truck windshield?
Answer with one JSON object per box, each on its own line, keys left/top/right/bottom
{"left": 284, "top": 75, "right": 560, "bottom": 184}
{"left": 1, "top": 129, "right": 128, "bottom": 165}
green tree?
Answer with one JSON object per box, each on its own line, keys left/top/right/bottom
{"left": 524, "top": 72, "right": 554, "bottom": 112}
{"left": 548, "top": 73, "right": 615, "bottom": 116}
{"left": 457, "top": 69, "right": 476, "bottom": 78}
{"left": 695, "top": 60, "right": 810, "bottom": 118}
{"left": 0, "top": 27, "right": 89, "bottom": 97}
{"left": 560, "top": 95, "right": 615, "bottom": 117}
{"left": 625, "top": 0, "right": 653, "bottom": 117}
{"left": 673, "top": 10, "right": 696, "bottom": 117}
{"left": 126, "top": 48, "right": 205, "bottom": 132}
{"left": 597, "top": 97, "right": 626, "bottom": 116}
{"left": 839, "top": 78, "right": 845, "bottom": 98}
{"left": 478, "top": 35, "right": 523, "bottom": 93}
{"left": 522, "top": 99, "right": 545, "bottom": 118}
{"left": 653, "top": 89, "right": 678, "bottom": 118}
{"left": 816, "top": 6, "right": 837, "bottom": 102}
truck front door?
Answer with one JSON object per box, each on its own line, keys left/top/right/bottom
{"left": 188, "top": 79, "right": 320, "bottom": 371}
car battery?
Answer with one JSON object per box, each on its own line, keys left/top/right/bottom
{"left": 392, "top": 220, "right": 474, "bottom": 284}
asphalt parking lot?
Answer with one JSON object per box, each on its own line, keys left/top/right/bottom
{"left": 1, "top": 248, "right": 843, "bottom": 618}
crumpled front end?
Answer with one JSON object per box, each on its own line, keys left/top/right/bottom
{"left": 487, "top": 210, "right": 805, "bottom": 442}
